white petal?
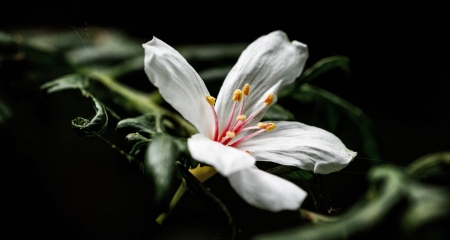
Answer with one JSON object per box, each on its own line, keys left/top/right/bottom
{"left": 187, "top": 134, "right": 255, "bottom": 176}
{"left": 228, "top": 167, "right": 307, "bottom": 212}
{"left": 143, "top": 38, "right": 214, "bottom": 138}
{"left": 236, "top": 121, "right": 357, "bottom": 174}
{"left": 215, "top": 31, "right": 308, "bottom": 133}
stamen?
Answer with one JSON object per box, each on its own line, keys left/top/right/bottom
{"left": 258, "top": 122, "right": 276, "bottom": 132}
{"left": 243, "top": 83, "right": 250, "bottom": 96}
{"left": 245, "top": 150, "right": 252, "bottom": 155}
{"left": 264, "top": 93, "right": 274, "bottom": 106}
{"left": 236, "top": 115, "right": 246, "bottom": 121}
{"left": 230, "top": 129, "right": 266, "bottom": 147}
{"left": 206, "top": 95, "right": 219, "bottom": 141}
{"left": 226, "top": 131, "right": 236, "bottom": 138}
{"left": 218, "top": 89, "right": 242, "bottom": 141}
{"left": 220, "top": 131, "right": 236, "bottom": 144}
{"left": 206, "top": 96, "right": 216, "bottom": 106}
{"left": 233, "top": 89, "right": 243, "bottom": 102}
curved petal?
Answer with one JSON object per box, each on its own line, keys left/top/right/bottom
{"left": 215, "top": 31, "right": 308, "bottom": 133}
{"left": 187, "top": 134, "right": 255, "bottom": 176}
{"left": 228, "top": 167, "right": 307, "bottom": 212}
{"left": 143, "top": 38, "right": 214, "bottom": 138}
{"left": 236, "top": 121, "right": 357, "bottom": 174}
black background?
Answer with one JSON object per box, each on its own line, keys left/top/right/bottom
{"left": 2, "top": 1, "right": 449, "bottom": 239}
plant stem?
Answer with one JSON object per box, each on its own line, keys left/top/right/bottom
{"left": 155, "top": 182, "right": 188, "bottom": 225}
{"left": 86, "top": 70, "right": 198, "bottom": 135}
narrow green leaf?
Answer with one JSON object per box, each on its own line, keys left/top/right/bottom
{"left": 71, "top": 95, "right": 108, "bottom": 138}
{"left": 144, "top": 134, "right": 179, "bottom": 203}
{"left": 40, "top": 74, "right": 88, "bottom": 94}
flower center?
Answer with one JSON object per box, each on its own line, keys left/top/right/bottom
{"left": 205, "top": 83, "right": 276, "bottom": 147}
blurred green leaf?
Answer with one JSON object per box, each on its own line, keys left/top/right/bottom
{"left": 198, "top": 66, "right": 233, "bottom": 82}
{"left": 177, "top": 43, "right": 247, "bottom": 62}
{"left": 291, "top": 83, "right": 381, "bottom": 160}
{"left": 0, "top": 99, "right": 13, "bottom": 125}
{"left": 407, "top": 152, "right": 450, "bottom": 184}
{"left": 255, "top": 164, "right": 450, "bottom": 240}
{"left": 262, "top": 103, "right": 295, "bottom": 121}
{"left": 40, "top": 74, "right": 88, "bottom": 94}
{"left": 279, "top": 169, "right": 313, "bottom": 181}
{"left": 71, "top": 95, "right": 108, "bottom": 138}
{"left": 176, "top": 162, "right": 236, "bottom": 239}
{"left": 144, "top": 134, "right": 179, "bottom": 203}
{"left": 65, "top": 29, "right": 142, "bottom": 66}
{"left": 0, "top": 31, "right": 19, "bottom": 54}
{"left": 279, "top": 56, "right": 350, "bottom": 97}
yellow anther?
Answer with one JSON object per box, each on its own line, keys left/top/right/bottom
{"left": 233, "top": 89, "right": 243, "bottom": 102}
{"left": 245, "top": 150, "right": 252, "bottom": 155}
{"left": 257, "top": 122, "right": 276, "bottom": 132}
{"left": 264, "top": 93, "right": 274, "bottom": 106}
{"left": 226, "top": 131, "right": 236, "bottom": 138}
{"left": 265, "top": 123, "right": 276, "bottom": 132}
{"left": 243, "top": 83, "right": 250, "bottom": 96}
{"left": 257, "top": 122, "right": 268, "bottom": 129}
{"left": 236, "top": 115, "right": 247, "bottom": 121}
{"left": 206, "top": 95, "right": 216, "bottom": 106}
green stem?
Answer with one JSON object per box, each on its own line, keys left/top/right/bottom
{"left": 86, "top": 70, "right": 198, "bottom": 135}
{"left": 299, "top": 209, "right": 336, "bottom": 224}
{"left": 155, "top": 182, "right": 188, "bottom": 225}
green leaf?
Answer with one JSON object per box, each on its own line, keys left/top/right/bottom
{"left": 125, "top": 132, "right": 149, "bottom": 143}
{"left": 262, "top": 103, "right": 295, "bottom": 121}
{"left": 279, "top": 56, "right": 350, "bottom": 97}
{"left": 407, "top": 152, "right": 450, "bottom": 184}
{"left": 129, "top": 140, "right": 151, "bottom": 161}
{"left": 71, "top": 95, "right": 108, "bottom": 138}
{"left": 0, "top": 31, "right": 19, "bottom": 54}
{"left": 116, "top": 114, "right": 158, "bottom": 136}
{"left": 64, "top": 29, "right": 142, "bottom": 66}
{"left": 176, "top": 43, "right": 247, "bottom": 62}
{"left": 291, "top": 83, "right": 381, "bottom": 160}
{"left": 144, "top": 134, "right": 179, "bottom": 203}
{"left": 254, "top": 164, "right": 450, "bottom": 240}
{"left": 40, "top": 74, "right": 88, "bottom": 94}
{"left": 176, "top": 162, "right": 236, "bottom": 239}
{"left": 0, "top": 99, "right": 12, "bottom": 125}
{"left": 279, "top": 168, "right": 313, "bottom": 181}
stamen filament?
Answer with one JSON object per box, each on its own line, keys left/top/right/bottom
{"left": 206, "top": 96, "right": 219, "bottom": 141}
{"left": 232, "top": 103, "right": 266, "bottom": 133}
{"left": 218, "top": 101, "right": 238, "bottom": 141}
{"left": 230, "top": 129, "right": 266, "bottom": 147}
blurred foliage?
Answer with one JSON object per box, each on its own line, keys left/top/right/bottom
{"left": 256, "top": 153, "right": 450, "bottom": 240}
{"left": 1, "top": 27, "right": 448, "bottom": 240}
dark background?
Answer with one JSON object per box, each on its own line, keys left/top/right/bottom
{"left": 2, "top": 1, "right": 449, "bottom": 239}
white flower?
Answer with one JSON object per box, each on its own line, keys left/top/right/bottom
{"left": 143, "top": 31, "right": 357, "bottom": 212}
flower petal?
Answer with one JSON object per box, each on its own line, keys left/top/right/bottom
{"left": 236, "top": 121, "right": 357, "bottom": 174}
{"left": 143, "top": 38, "right": 214, "bottom": 138}
{"left": 215, "top": 30, "right": 308, "bottom": 133}
{"left": 228, "top": 167, "right": 307, "bottom": 212}
{"left": 187, "top": 134, "right": 255, "bottom": 176}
